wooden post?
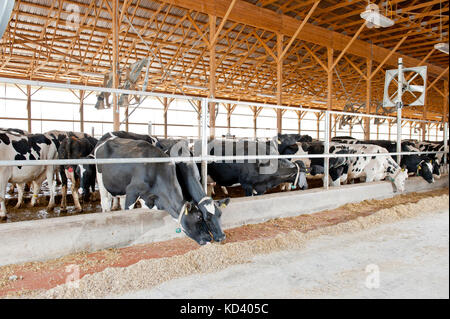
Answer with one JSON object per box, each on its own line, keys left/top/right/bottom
{"left": 444, "top": 80, "right": 449, "bottom": 136}
{"left": 276, "top": 33, "right": 283, "bottom": 134}
{"left": 409, "top": 121, "right": 412, "bottom": 139}
{"left": 297, "top": 111, "right": 302, "bottom": 134}
{"left": 364, "top": 58, "right": 372, "bottom": 140}
{"left": 112, "top": 0, "right": 120, "bottom": 131}
{"left": 253, "top": 111, "right": 257, "bottom": 139}
{"left": 377, "top": 123, "right": 380, "bottom": 139}
{"left": 227, "top": 104, "right": 232, "bottom": 134}
{"left": 209, "top": 15, "right": 217, "bottom": 139}
{"left": 79, "top": 90, "right": 85, "bottom": 132}
{"left": 26, "top": 85, "right": 32, "bottom": 132}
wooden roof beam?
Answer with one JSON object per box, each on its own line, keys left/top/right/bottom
{"left": 157, "top": 0, "right": 447, "bottom": 78}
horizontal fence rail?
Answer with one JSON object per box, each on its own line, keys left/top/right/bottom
{"left": 0, "top": 151, "right": 447, "bottom": 167}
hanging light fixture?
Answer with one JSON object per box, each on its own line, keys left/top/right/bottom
{"left": 434, "top": 0, "right": 449, "bottom": 54}
{"left": 360, "top": 2, "right": 395, "bottom": 28}
{"left": 0, "top": 0, "right": 15, "bottom": 39}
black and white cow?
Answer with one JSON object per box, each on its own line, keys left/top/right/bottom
{"left": 0, "top": 130, "right": 59, "bottom": 219}
{"left": 156, "top": 138, "right": 229, "bottom": 242}
{"left": 195, "top": 139, "right": 308, "bottom": 196}
{"left": 79, "top": 131, "right": 159, "bottom": 210}
{"left": 411, "top": 140, "right": 448, "bottom": 175}
{"left": 353, "top": 140, "right": 436, "bottom": 184}
{"left": 1, "top": 128, "right": 30, "bottom": 195}
{"left": 274, "top": 133, "right": 313, "bottom": 155}
{"left": 94, "top": 136, "right": 215, "bottom": 245}
{"left": 58, "top": 135, "right": 98, "bottom": 212}
{"left": 329, "top": 143, "right": 409, "bottom": 192}
{"left": 298, "top": 141, "right": 350, "bottom": 186}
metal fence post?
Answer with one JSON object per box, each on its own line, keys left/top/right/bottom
{"left": 324, "top": 110, "right": 330, "bottom": 190}
{"left": 201, "top": 98, "right": 209, "bottom": 193}
{"left": 396, "top": 58, "right": 403, "bottom": 165}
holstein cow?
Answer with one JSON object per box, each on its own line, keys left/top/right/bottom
{"left": 354, "top": 140, "right": 436, "bottom": 184}
{"left": 156, "top": 138, "right": 229, "bottom": 242}
{"left": 58, "top": 135, "right": 98, "bottom": 212}
{"left": 275, "top": 133, "right": 313, "bottom": 155}
{"left": 79, "top": 131, "right": 159, "bottom": 211}
{"left": 195, "top": 139, "right": 308, "bottom": 196}
{"left": 1, "top": 128, "right": 30, "bottom": 194}
{"left": 329, "top": 143, "right": 409, "bottom": 192}
{"left": 298, "top": 141, "right": 351, "bottom": 186}
{"left": 0, "top": 130, "right": 59, "bottom": 219}
{"left": 411, "top": 140, "right": 448, "bottom": 175}
{"left": 94, "top": 136, "right": 216, "bottom": 245}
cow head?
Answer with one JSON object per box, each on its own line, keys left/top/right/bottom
{"left": 178, "top": 202, "right": 213, "bottom": 245}
{"left": 196, "top": 197, "right": 230, "bottom": 242}
{"left": 393, "top": 168, "right": 408, "bottom": 192}
{"left": 416, "top": 160, "right": 434, "bottom": 183}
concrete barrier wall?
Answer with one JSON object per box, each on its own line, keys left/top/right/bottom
{"left": 0, "top": 175, "right": 448, "bottom": 266}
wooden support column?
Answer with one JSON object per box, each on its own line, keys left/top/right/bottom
{"left": 296, "top": 111, "right": 304, "bottom": 134}
{"left": 26, "top": 85, "right": 31, "bottom": 133}
{"left": 444, "top": 80, "right": 449, "bottom": 131}
{"left": 276, "top": 33, "right": 283, "bottom": 134}
{"left": 209, "top": 14, "right": 217, "bottom": 139}
{"left": 364, "top": 58, "right": 372, "bottom": 140}
{"left": 251, "top": 107, "right": 262, "bottom": 139}
{"left": 79, "top": 90, "right": 85, "bottom": 132}
{"left": 112, "top": 0, "right": 120, "bottom": 131}
{"left": 409, "top": 121, "right": 412, "bottom": 139}
{"left": 226, "top": 104, "right": 237, "bottom": 134}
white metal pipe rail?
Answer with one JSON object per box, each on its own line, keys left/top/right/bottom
{"left": 0, "top": 151, "right": 446, "bottom": 167}
{"left": 0, "top": 78, "right": 448, "bottom": 194}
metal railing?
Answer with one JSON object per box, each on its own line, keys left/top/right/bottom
{"left": 0, "top": 77, "right": 448, "bottom": 193}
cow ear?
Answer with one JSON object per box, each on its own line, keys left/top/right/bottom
{"left": 215, "top": 198, "right": 230, "bottom": 208}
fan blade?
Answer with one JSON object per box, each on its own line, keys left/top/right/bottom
{"left": 408, "top": 85, "right": 425, "bottom": 93}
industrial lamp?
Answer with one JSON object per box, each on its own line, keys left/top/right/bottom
{"left": 360, "top": 2, "right": 395, "bottom": 28}
{"left": 0, "top": 0, "right": 15, "bottom": 39}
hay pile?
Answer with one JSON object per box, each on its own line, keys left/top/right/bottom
{"left": 24, "top": 194, "right": 448, "bottom": 299}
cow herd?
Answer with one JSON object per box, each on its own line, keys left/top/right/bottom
{"left": 0, "top": 127, "right": 447, "bottom": 245}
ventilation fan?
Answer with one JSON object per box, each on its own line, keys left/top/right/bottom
{"left": 383, "top": 65, "right": 427, "bottom": 108}
{"left": 0, "top": 0, "right": 15, "bottom": 39}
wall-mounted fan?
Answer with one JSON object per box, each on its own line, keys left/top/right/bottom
{"left": 382, "top": 65, "right": 427, "bottom": 108}
{"left": 0, "top": 0, "right": 15, "bottom": 39}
